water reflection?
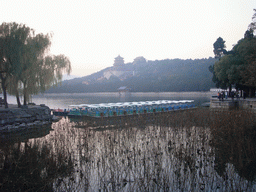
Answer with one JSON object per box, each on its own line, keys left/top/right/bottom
{"left": 1, "top": 109, "right": 255, "bottom": 191}
{"left": 0, "top": 124, "right": 53, "bottom": 144}
{"left": 209, "top": 110, "right": 256, "bottom": 183}
{"left": 28, "top": 92, "right": 211, "bottom": 109}
{"left": 0, "top": 139, "right": 74, "bottom": 191}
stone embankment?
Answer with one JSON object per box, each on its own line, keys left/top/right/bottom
{"left": 210, "top": 98, "right": 256, "bottom": 111}
{"left": 0, "top": 104, "right": 53, "bottom": 132}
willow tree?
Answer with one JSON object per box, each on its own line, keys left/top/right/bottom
{"left": 0, "top": 22, "right": 30, "bottom": 108}
{"left": 0, "top": 22, "right": 71, "bottom": 107}
{"left": 18, "top": 32, "right": 51, "bottom": 105}
{"left": 21, "top": 54, "right": 71, "bottom": 105}
{"left": 17, "top": 30, "right": 71, "bottom": 105}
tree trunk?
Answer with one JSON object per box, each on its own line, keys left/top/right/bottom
{"left": 23, "top": 81, "right": 27, "bottom": 106}
{"left": 23, "top": 90, "right": 27, "bottom": 105}
{"left": 16, "top": 93, "right": 21, "bottom": 107}
{"left": 229, "top": 84, "right": 232, "bottom": 97}
{"left": 0, "top": 76, "right": 8, "bottom": 108}
{"left": 3, "top": 86, "right": 8, "bottom": 108}
{"left": 14, "top": 81, "right": 21, "bottom": 107}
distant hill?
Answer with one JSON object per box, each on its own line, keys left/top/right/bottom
{"left": 47, "top": 57, "right": 215, "bottom": 93}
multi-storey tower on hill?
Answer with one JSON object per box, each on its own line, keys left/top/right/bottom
{"left": 103, "top": 55, "right": 133, "bottom": 80}
{"left": 113, "top": 55, "right": 124, "bottom": 67}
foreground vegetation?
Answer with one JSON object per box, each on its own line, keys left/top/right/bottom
{"left": 0, "top": 108, "right": 255, "bottom": 191}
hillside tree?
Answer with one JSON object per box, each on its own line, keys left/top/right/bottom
{"left": 209, "top": 37, "right": 228, "bottom": 90}
{"left": 248, "top": 9, "right": 256, "bottom": 34}
{"left": 213, "top": 37, "right": 227, "bottom": 60}
{"left": 211, "top": 10, "right": 256, "bottom": 95}
{"left": 213, "top": 34, "right": 256, "bottom": 96}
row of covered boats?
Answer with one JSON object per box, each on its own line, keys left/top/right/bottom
{"left": 52, "top": 100, "right": 195, "bottom": 118}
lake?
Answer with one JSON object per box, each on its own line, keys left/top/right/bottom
{"left": 7, "top": 91, "right": 213, "bottom": 109}
{"left": 1, "top": 92, "right": 255, "bottom": 191}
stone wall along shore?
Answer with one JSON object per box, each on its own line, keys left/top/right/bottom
{"left": 0, "top": 104, "right": 53, "bottom": 132}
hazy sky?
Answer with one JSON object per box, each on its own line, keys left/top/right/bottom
{"left": 1, "top": 0, "right": 255, "bottom": 77}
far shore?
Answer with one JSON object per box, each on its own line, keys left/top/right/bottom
{"left": 34, "top": 91, "right": 214, "bottom": 97}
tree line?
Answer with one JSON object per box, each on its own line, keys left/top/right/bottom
{"left": 210, "top": 9, "right": 256, "bottom": 97}
{"left": 0, "top": 22, "right": 71, "bottom": 108}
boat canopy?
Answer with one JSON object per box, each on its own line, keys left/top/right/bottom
{"left": 69, "top": 100, "right": 194, "bottom": 109}
{"left": 68, "top": 99, "right": 195, "bottom": 117}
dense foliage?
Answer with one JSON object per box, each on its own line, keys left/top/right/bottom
{"left": 210, "top": 9, "right": 256, "bottom": 96}
{"left": 47, "top": 57, "right": 215, "bottom": 93}
{"left": 0, "top": 22, "right": 71, "bottom": 108}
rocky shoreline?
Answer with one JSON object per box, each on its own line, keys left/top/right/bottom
{"left": 0, "top": 104, "right": 53, "bottom": 132}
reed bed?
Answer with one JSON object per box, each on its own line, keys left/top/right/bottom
{"left": 0, "top": 108, "right": 255, "bottom": 191}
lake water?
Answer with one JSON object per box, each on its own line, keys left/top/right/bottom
{"left": 1, "top": 92, "right": 255, "bottom": 191}
{"left": 6, "top": 91, "right": 213, "bottom": 109}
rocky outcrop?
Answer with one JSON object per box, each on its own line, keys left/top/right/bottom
{"left": 0, "top": 104, "right": 53, "bottom": 132}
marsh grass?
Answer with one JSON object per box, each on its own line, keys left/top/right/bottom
{"left": 1, "top": 108, "right": 256, "bottom": 191}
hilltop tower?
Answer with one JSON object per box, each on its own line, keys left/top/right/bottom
{"left": 103, "top": 55, "right": 133, "bottom": 80}
{"left": 113, "top": 55, "right": 124, "bottom": 67}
